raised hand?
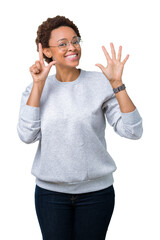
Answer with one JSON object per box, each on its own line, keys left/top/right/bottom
{"left": 95, "top": 43, "right": 129, "bottom": 88}
{"left": 29, "top": 43, "right": 56, "bottom": 84}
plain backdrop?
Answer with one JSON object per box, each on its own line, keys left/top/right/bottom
{"left": 0, "top": 0, "right": 160, "bottom": 239}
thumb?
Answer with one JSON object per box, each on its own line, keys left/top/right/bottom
{"left": 47, "top": 60, "right": 56, "bottom": 71}
{"left": 95, "top": 64, "right": 106, "bottom": 74}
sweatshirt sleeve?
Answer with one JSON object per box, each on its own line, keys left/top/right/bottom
{"left": 102, "top": 93, "right": 143, "bottom": 140}
{"left": 17, "top": 83, "right": 41, "bottom": 144}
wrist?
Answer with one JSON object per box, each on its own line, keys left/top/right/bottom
{"left": 110, "top": 80, "right": 123, "bottom": 89}
{"left": 112, "top": 83, "right": 126, "bottom": 94}
{"left": 33, "top": 81, "right": 45, "bottom": 90}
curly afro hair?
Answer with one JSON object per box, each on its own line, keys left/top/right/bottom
{"left": 35, "top": 15, "right": 81, "bottom": 64}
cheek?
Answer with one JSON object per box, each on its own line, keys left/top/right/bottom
{"left": 51, "top": 50, "right": 62, "bottom": 61}
{"left": 79, "top": 48, "right": 81, "bottom": 56}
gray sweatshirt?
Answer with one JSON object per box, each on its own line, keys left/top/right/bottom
{"left": 17, "top": 69, "right": 143, "bottom": 194}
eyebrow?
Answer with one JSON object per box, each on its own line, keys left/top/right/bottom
{"left": 57, "top": 36, "right": 78, "bottom": 42}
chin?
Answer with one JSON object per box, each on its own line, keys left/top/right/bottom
{"left": 66, "top": 61, "right": 80, "bottom": 68}
{"left": 57, "top": 58, "right": 80, "bottom": 69}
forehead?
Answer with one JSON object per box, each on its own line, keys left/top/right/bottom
{"left": 50, "top": 26, "right": 77, "bottom": 42}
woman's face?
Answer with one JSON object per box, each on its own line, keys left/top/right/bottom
{"left": 45, "top": 26, "right": 81, "bottom": 68}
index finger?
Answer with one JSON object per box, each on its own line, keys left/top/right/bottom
{"left": 38, "top": 43, "right": 45, "bottom": 65}
{"left": 102, "top": 46, "right": 112, "bottom": 63}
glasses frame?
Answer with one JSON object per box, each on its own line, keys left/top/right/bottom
{"left": 49, "top": 37, "right": 82, "bottom": 51}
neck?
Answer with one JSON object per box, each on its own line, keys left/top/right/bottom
{"left": 55, "top": 66, "right": 80, "bottom": 82}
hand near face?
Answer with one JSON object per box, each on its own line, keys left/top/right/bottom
{"left": 95, "top": 43, "right": 129, "bottom": 87}
{"left": 29, "top": 43, "right": 56, "bottom": 84}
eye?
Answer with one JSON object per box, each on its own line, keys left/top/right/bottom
{"left": 59, "top": 42, "right": 67, "bottom": 47}
{"left": 72, "top": 37, "right": 80, "bottom": 44}
{"left": 73, "top": 40, "right": 79, "bottom": 45}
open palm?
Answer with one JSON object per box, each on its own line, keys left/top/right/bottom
{"left": 96, "top": 43, "right": 129, "bottom": 86}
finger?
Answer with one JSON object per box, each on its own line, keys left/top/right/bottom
{"left": 117, "top": 45, "right": 122, "bottom": 61}
{"left": 38, "top": 43, "right": 45, "bottom": 66}
{"left": 122, "top": 54, "right": 129, "bottom": 65}
{"left": 102, "top": 46, "right": 112, "bottom": 62}
{"left": 95, "top": 63, "right": 106, "bottom": 73}
{"left": 30, "top": 66, "right": 40, "bottom": 74}
{"left": 110, "top": 42, "right": 116, "bottom": 60}
{"left": 31, "top": 69, "right": 39, "bottom": 74}
{"left": 33, "top": 67, "right": 40, "bottom": 74}
{"left": 35, "top": 61, "right": 42, "bottom": 71}
{"left": 47, "top": 60, "right": 57, "bottom": 70}
{"left": 29, "top": 65, "right": 35, "bottom": 73}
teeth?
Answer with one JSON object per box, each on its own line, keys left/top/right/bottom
{"left": 66, "top": 54, "right": 77, "bottom": 59}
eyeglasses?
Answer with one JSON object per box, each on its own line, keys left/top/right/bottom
{"left": 49, "top": 36, "right": 82, "bottom": 51}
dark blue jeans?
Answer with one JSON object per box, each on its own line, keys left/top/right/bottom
{"left": 35, "top": 184, "right": 115, "bottom": 240}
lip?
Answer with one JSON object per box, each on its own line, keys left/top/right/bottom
{"left": 64, "top": 53, "right": 79, "bottom": 61}
{"left": 65, "top": 53, "right": 78, "bottom": 57}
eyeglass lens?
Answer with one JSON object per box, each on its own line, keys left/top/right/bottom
{"left": 58, "top": 37, "right": 81, "bottom": 49}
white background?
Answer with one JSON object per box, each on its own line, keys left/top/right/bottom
{"left": 0, "top": 0, "right": 160, "bottom": 239}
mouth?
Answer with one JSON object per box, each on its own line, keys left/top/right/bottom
{"left": 64, "top": 53, "right": 79, "bottom": 61}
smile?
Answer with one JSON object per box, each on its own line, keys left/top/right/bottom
{"left": 65, "top": 54, "right": 78, "bottom": 60}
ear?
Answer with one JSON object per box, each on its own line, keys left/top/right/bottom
{"left": 43, "top": 48, "right": 53, "bottom": 59}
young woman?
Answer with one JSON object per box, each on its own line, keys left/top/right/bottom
{"left": 17, "top": 15, "right": 143, "bottom": 240}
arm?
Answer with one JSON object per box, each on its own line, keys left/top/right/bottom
{"left": 17, "top": 43, "right": 56, "bottom": 143}
{"left": 96, "top": 43, "right": 136, "bottom": 112}
{"left": 27, "top": 43, "right": 56, "bottom": 107}
{"left": 17, "top": 84, "right": 41, "bottom": 144}
{"left": 26, "top": 81, "right": 45, "bottom": 107}
{"left": 96, "top": 42, "right": 143, "bottom": 139}
{"left": 102, "top": 90, "right": 143, "bottom": 139}
{"left": 111, "top": 82, "right": 136, "bottom": 113}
